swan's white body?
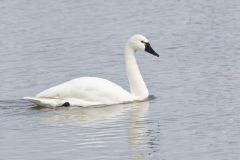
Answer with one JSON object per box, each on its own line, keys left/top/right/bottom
{"left": 24, "top": 34, "right": 158, "bottom": 107}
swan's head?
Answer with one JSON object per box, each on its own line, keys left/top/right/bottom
{"left": 127, "top": 34, "right": 159, "bottom": 57}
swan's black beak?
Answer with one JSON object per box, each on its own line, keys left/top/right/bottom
{"left": 145, "top": 43, "right": 159, "bottom": 57}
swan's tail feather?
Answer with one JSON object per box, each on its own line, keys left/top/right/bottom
{"left": 23, "top": 97, "right": 96, "bottom": 108}
{"left": 23, "top": 97, "right": 62, "bottom": 108}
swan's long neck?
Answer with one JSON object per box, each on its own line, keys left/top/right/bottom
{"left": 125, "top": 45, "right": 149, "bottom": 99}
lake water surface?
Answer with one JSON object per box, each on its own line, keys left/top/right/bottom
{"left": 0, "top": 0, "right": 240, "bottom": 160}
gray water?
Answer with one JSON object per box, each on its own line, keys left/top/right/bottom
{"left": 0, "top": 0, "right": 240, "bottom": 159}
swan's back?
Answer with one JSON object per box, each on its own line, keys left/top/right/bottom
{"left": 36, "top": 77, "right": 134, "bottom": 105}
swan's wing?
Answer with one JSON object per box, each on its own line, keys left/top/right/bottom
{"left": 36, "top": 77, "right": 134, "bottom": 104}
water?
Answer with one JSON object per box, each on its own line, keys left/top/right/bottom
{"left": 0, "top": 0, "right": 240, "bottom": 159}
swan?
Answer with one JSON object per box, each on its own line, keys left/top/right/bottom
{"left": 24, "top": 34, "right": 159, "bottom": 107}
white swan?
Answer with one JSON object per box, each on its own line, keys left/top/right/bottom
{"left": 24, "top": 34, "right": 159, "bottom": 107}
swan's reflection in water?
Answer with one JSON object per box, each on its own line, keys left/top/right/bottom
{"left": 46, "top": 103, "right": 131, "bottom": 126}
{"left": 45, "top": 101, "right": 157, "bottom": 159}
{"left": 128, "top": 101, "right": 156, "bottom": 160}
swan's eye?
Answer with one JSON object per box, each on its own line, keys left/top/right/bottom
{"left": 141, "top": 41, "right": 145, "bottom": 44}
